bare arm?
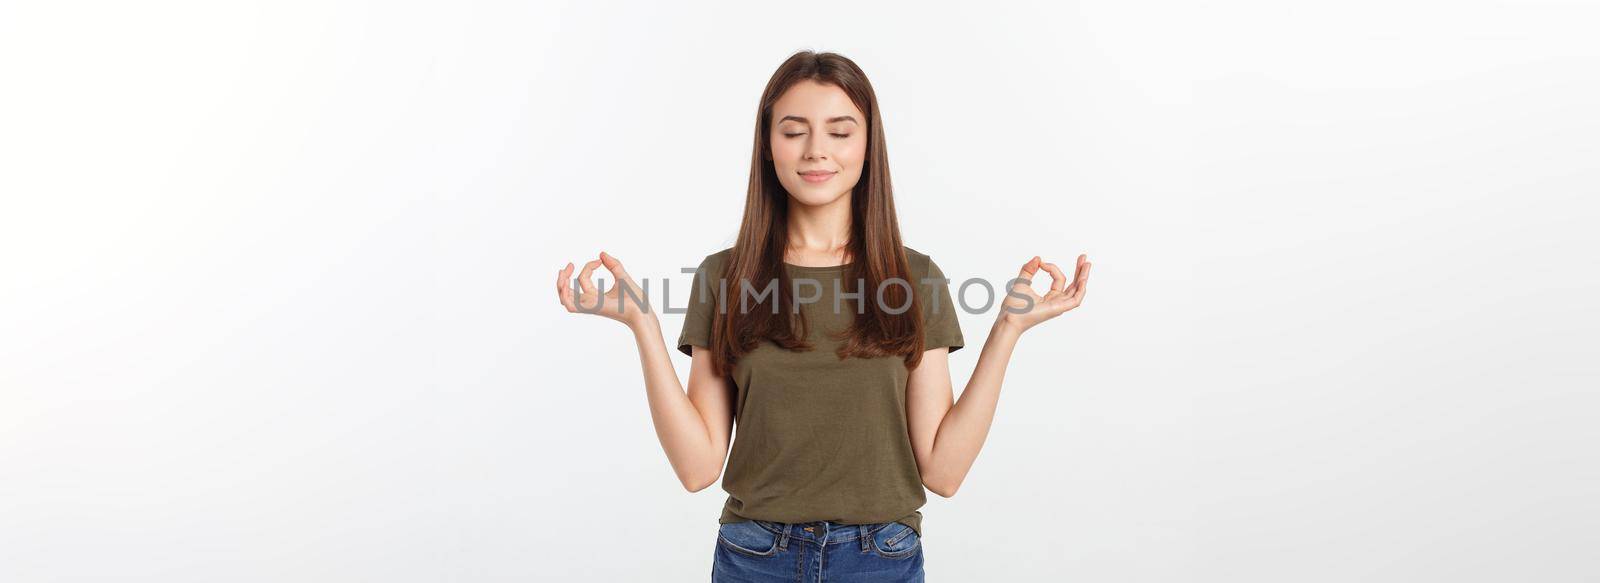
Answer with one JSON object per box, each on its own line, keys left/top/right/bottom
{"left": 632, "top": 317, "right": 735, "bottom": 491}
{"left": 907, "top": 254, "right": 1092, "bottom": 497}
{"left": 558, "top": 252, "right": 735, "bottom": 492}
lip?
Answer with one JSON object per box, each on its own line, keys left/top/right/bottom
{"left": 799, "top": 170, "right": 836, "bottom": 184}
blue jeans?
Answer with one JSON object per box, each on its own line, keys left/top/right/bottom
{"left": 712, "top": 519, "right": 925, "bottom": 582}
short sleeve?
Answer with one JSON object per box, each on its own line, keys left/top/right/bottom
{"left": 675, "top": 254, "right": 721, "bottom": 357}
{"left": 921, "top": 256, "right": 965, "bottom": 353}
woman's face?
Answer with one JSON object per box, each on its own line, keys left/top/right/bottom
{"left": 768, "top": 80, "right": 868, "bottom": 208}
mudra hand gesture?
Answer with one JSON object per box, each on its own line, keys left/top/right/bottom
{"left": 997, "top": 254, "right": 1092, "bottom": 332}
{"left": 556, "top": 251, "right": 652, "bottom": 328}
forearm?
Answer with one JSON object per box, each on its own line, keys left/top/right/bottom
{"left": 629, "top": 315, "right": 721, "bottom": 489}
{"left": 924, "top": 319, "right": 1024, "bottom": 494}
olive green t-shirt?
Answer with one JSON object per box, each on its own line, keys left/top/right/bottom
{"left": 675, "top": 246, "right": 964, "bottom": 538}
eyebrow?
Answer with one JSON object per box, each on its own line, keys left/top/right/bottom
{"left": 778, "top": 115, "right": 859, "bottom": 125}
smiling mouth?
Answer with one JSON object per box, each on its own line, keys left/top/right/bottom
{"left": 799, "top": 171, "right": 836, "bottom": 183}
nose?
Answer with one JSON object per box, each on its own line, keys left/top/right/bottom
{"left": 804, "top": 137, "right": 827, "bottom": 161}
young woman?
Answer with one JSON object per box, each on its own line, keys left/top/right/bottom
{"left": 555, "top": 51, "right": 1091, "bottom": 582}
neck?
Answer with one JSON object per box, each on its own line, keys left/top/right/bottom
{"left": 785, "top": 194, "right": 852, "bottom": 262}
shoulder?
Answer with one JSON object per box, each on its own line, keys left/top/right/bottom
{"left": 901, "top": 245, "right": 946, "bottom": 280}
{"left": 695, "top": 247, "right": 735, "bottom": 272}
{"left": 903, "top": 245, "right": 930, "bottom": 265}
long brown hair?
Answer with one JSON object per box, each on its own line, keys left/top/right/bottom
{"left": 709, "top": 50, "right": 924, "bottom": 376}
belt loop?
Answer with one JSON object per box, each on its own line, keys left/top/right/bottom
{"left": 859, "top": 524, "right": 871, "bottom": 551}
{"left": 778, "top": 522, "right": 791, "bottom": 550}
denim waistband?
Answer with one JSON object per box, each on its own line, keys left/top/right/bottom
{"left": 750, "top": 519, "right": 898, "bottom": 550}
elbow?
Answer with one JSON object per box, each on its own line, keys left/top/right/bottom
{"left": 924, "top": 478, "right": 960, "bottom": 499}
{"left": 683, "top": 472, "right": 719, "bottom": 493}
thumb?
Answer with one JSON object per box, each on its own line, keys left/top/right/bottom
{"left": 1016, "top": 255, "right": 1041, "bottom": 281}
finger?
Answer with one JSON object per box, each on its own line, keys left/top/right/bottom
{"left": 558, "top": 263, "right": 579, "bottom": 311}
{"left": 560, "top": 263, "right": 580, "bottom": 310}
{"left": 1075, "top": 262, "right": 1091, "bottom": 301}
{"left": 576, "top": 259, "right": 602, "bottom": 295}
{"left": 555, "top": 263, "right": 566, "bottom": 300}
{"left": 1067, "top": 261, "right": 1091, "bottom": 302}
{"left": 560, "top": 262, "right": 575, "bottom": 292}
{"left": 1066, "top": 255, "right": 1087, "bottom": 290}
{"left": 1041, "top": 261, "right": 1067, "bottom": 293}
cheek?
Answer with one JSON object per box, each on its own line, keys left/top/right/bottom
{"left": 769, "top": 138, "right": 798, "bottom": 168}
{"left": 842, "top": 140, "right": 868, "bottom": 173}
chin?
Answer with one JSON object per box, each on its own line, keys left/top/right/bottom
{"left": 787, "top": 189, "right": 849, "bottom": 208}
{"left": 782, "top": 180, "right": 856, "bottom": 208}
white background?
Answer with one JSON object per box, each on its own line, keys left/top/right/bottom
{"left": 2, "top": 1, "right": 1596, "bottom": 581}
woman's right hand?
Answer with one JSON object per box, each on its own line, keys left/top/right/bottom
{"left": 556, "top": 251, "right": 654, "bottom": 329}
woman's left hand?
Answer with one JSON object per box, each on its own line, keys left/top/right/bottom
{"left": 996, "top": 254, "right": 1092, "bottom": 333}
